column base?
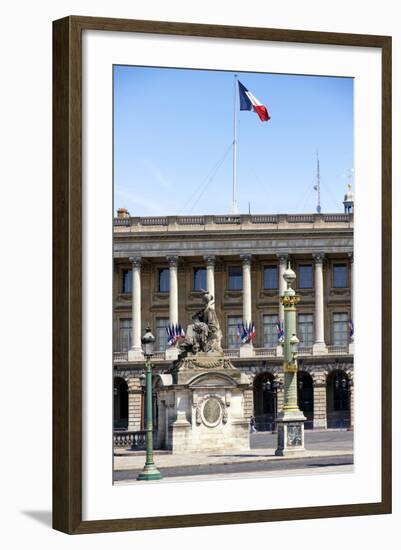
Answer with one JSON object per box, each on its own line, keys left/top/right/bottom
{"left": 312, "top": 342, "right": 328, "bottom": 355}
{"left": 313, "top": 418, "right": 327, "bottom": 430}
{"left": 172, "top": 410, "right": 191, "bottom": 426}
{"left": 348, "top": 341, "right": 354, "bottom": 354}
{"left": 239, "top": 343, "right": 255, "bottom": 358}
{"left": 128, "top": 348, "right": 144, "bottom": 361}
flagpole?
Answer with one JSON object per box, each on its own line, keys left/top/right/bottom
{"left": 232, "top": 74, "right": 238, "bottom": 214}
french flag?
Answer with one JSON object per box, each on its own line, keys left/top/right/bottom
{"left": 238, "top": 80, "right": 270, "bottom": 122}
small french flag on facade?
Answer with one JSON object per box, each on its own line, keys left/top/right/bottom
{"left": 238, "top": 81, "right": 270, "bottom": 122}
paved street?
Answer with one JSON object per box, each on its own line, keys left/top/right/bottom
{"left": 251, "top": 429, "right": 353, "bottom": 451}
{"left": 114, "top": 430, "right": 353, "bottom": 483}
{"left": 114, "top": 454, "right": 353, "bottom": 482}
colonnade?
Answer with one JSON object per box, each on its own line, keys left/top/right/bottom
{"left": 128, "top": 253, "right": 351, "bottom": 358}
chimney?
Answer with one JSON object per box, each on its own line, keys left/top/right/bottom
{"left": 117, "top": 207, "right": 130, "bottom": 219}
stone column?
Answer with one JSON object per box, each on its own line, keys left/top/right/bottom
{"left": 167, "top": 256, "right": 179, "bottom": 326}
{"left": 241, "top": 254, "right": 252, "bottom": 324}
{"left": 166, "top": 256, "right": 179, "bottom": 361}
{"left": 277, "top": 254, "right": 288, "bottom": 357}
{"left": 240, "top": 254, "right": 254, "bottom": 357}
{"left": 349, "top": 383, "right": 354, "bottom": 430}
{"left": 312, "top": 253, "right": 327, "bottom": 355}
{"left": 312, "top": 375, "right": 327, "bottom": 429}
{"left": 348, "top": 252, "right": 354, "bottom": 319}
{"left": 348, "top": 252, "right": 354, "bottom": 353}
{"left": 128, "top": 377, "right": 143, "bottom": 431}
{"left": 277, "top": 254, "right": 288, "bottom": 325}
{"left": 128, "top": 256, "right": 143, "bottom": 361}
{"left": 204, "top": 255, "right": 216, "bottom": 305}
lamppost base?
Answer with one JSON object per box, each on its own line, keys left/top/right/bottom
{"left": 275, "top": 417, "right": 306, "bottom": 457}
{"left": 137, "top": 463, "right": 163, "bottom": 481}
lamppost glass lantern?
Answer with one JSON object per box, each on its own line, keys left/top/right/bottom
{"left": 262, "top": 379, "right": 271, "bottom": 392}
{"left": 141, "top": 326, "right": 155, "bottom": 358}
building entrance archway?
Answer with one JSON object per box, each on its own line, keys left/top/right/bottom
{"left": 113, "top": 377, "right": 128, "bottom": 430}
{"left": 326, "top": 370, "right": 351, "bottom": 429}
{"left": 253, "top": 372, "right": 277, "bottom": 432}
{"left": 297, "top": 372, "right": 314, "bottom": 429}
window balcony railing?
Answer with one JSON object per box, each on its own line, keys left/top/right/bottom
{"left": 223, "top": 348, "right": 240, "bottom": 357}
{"left": 255, "top": 347, "right": 276, "bottom": 357}
{"left": 327, "top": 344, "right": 349, "bottom": 355}
{"left": 298, "top": 345, "right": 313, "bottom": 355}
{"left": 114, "top": 351, "right": 128, "bottom": 362}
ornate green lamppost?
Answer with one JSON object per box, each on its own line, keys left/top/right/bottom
{"left": 137, "top": 327, "right": 163, "bottom": 481}
{"left": 275, "top": 263, "right": 306, "bottom": 456}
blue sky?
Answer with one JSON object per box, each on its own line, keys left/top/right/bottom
{"left": 114, "top": 65, "right": 353, "bottom": 216}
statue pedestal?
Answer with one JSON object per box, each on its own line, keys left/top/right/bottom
{"left": 155, "top": 353, "right": 251, "bottom": 454}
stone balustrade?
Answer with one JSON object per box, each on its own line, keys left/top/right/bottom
{"left": 114, "top": 212, "right": 353, "bottom": 232}
{"left": 113, "top": 345, "right": 352, "bottom": 363}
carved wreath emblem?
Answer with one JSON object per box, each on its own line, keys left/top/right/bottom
{"left": 195, "top": 395, "right": 228, "bottom": 427}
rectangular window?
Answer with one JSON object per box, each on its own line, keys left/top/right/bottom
{"left": 119, "top": 318, "right": 132, "bottom": 352}
{"left": 333, "top": 312, "right": 349, "bottom": 345}
{"left": 228, "top": 266, "right": 242, "bottom": 290}
{"left": 193, "top": 267, "right": 207, "bottom": 291}
{"left": 333, "top": 264, "right": 348, "bottom": 288}
{"left": 263, "top": 314, "right": 278, "bottom": 347}
{"left": 156, "top": 318, "right": 169, "bottom": 351}
{"left": 159, "top": 268, "right": 170, "bottom": 292}
{"left": 227, "top": 316, "right": 242, "bottom": 349}
{"left": 298, "top": 313, "right": 314, "bottom": 346}
{"left": 298, "top": 265, "right": 313, "bottom": 289}
{"left": 122, "top": 269, "right": 132, "bottom": 293}
{"left": 264, "top": 266, "right": 278, "bottom": 289}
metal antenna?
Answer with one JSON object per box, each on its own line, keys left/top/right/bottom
{"left": 314, "top": 152, "right": 322, "bottom": 213}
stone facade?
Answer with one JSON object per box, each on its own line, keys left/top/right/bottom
{"left": 113, "top": 213, "right": 354, "bottom": 436}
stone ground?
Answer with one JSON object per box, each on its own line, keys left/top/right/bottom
{"left": 114, "top": 430, "right": 353, "bottom": 482}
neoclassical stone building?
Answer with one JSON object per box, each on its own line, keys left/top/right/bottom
{"left": 113, "top": 208, "right": 354, "bottom": 436}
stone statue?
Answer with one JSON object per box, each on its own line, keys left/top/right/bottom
{"left": 179, "top": 291, "right": 223, "bottom": 355}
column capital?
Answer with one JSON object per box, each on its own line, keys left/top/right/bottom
{"left": 167, "top": 255, "right": 179, "bottom": 267}
{"left": 129, "top": 256, "right": 142, "bottom": 268}
{"left": 276, "top": 252, "right": 289, "bottom": 263}
{"left": 313, "top": 252, "right": 325, "bottom": 264}
{"left": 240, "top": 254, "right": 252, "bottom": 266}
{"left": 348, "top": 251, "right": 354, "bottom": 263}
{"left": 204, "top": 255, "right": 216, "bottom": 267}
